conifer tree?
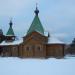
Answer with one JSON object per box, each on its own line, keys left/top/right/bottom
{"left": 68, "top": 38, "right": 75, "bottom": 54}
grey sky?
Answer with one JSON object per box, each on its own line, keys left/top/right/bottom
{"left": 0, "top": 0, "right": 75, "bottom": 43}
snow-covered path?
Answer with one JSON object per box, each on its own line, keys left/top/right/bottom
{"left": 0, "top": 57, "right": 75, "bottom": 75}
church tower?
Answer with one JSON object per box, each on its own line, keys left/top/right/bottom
{"left": 22, "top": 5, "right": 48, "bottom": 58}
{"left": 27, "top": 5, "right": 44, "bottom": 35}
{"left": 5, "top": 20, "right": 15, "bottom": 42}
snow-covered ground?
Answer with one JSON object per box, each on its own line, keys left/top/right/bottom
{"left": 0, "top": 57, "right": 75, "bottom": 75}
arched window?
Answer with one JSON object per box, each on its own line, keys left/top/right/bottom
{"left": 37, "top": 46, "right": 42, "bottom": 51}
{"left": 37, "top": 46, "right": 40, "bottom": 50}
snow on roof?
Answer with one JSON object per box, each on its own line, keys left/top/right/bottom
{"left": 44, "top": 31, "right": 48, "bottom": 37}
{"left": 48, "top": 36, "right": 64, "bottom": 44}
{"left": 0, "top": 38, "right": 23, "bottom": 46}
{"left": 5, "top": 35, "right": 15, "bottom": 36}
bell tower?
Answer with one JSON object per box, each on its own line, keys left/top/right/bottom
{"left": 5, "top": 19, "right": 15, "bottom": 42}
{"left": 27, "top": 4, "right": 44, "bottom": 35}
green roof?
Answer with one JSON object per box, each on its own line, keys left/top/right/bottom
{"left": 27, "top": 6, "right": 44, "bottom": 35}
{"left": 27, "top": 14, "right": 44, "bottom": 35}
{"left": 6, "top": 27, "right": 14, "bottom": 36}
{"left": 6, "top": 21, "right": 15, "bottom": 36}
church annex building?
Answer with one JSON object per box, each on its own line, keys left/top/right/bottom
{"left": 0, "top": 7, "right": 65, "bottom": 58}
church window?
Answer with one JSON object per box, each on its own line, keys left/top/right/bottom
{"left": 37, "top": 46, "right": 42, "bottom": 51}
{"left": 37, "top": 46, "right": 40, "bottom": 50}
{"left": 26, "top": 46, "right": 30, "bottom": 51}
{"left": 12, "top": 37, "right": 15, "bottom": 40}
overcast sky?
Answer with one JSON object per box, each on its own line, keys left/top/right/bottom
{"left": 0, "top": 0, "right": 75, "bottom": 43}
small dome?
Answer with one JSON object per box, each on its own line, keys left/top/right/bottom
{"left": 6, "top": 20, "right": 15, "bottom": 36}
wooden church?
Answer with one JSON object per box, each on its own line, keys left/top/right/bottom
{"left": 0, "top": 7, "right": 65, "bottom": 58}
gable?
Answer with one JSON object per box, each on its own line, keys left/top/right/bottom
{"left": 23, "top": 31, "right": 48, "bottom": 45}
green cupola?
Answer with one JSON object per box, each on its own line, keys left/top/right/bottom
{"left": 6, "top": 20, "right": 15, "bottom": 42}
{"left": 27, "top": 6, "right": 44, "bottom": 35}
{"left": 6, "top": 20, "right": 15, "bottom": 36}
